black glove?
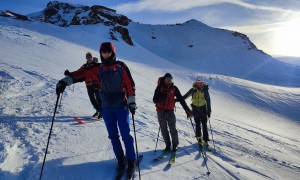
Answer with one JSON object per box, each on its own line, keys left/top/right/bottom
{"left": 56, "top": 80, "right": 67, "bottom": 95}
{"left": 186, "top": 109, "right": 193, "bottom": 119}
{"left": 129, "top": 102, "right": 136, "bottom": 115}
{"left": 64, "top": 69, "right": 71, "bottom": 76}
{"left": 207, "top": 111, "right": 211, "bottom": 118}
{"left": 128, "top": 96, "right": 137, "bottom": 115}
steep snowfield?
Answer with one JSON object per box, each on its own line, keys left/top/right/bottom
{"left": 128, "top": 20, "right": 300, "bottom": 87}
{"left": 0, "top": 17, "right": 300, "bottom": 180}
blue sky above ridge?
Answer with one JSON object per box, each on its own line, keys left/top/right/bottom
{"left": 1, "top": 0, "right": 300, "bottom": 58}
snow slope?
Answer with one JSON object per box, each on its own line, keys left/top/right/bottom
{"left": 0, "top": 16, "right": 300, "bottom": 180}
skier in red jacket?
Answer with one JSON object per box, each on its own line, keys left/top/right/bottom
{"left": 63, "top": 52, "right": 102, "bottom": 118}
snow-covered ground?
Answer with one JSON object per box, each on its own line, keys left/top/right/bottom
{"left": 0, "top": 16, "right": 300, "bottom": 180}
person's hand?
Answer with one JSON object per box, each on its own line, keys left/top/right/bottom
{"left": 56, "top": 80, "right": 67, "bottom": 95}
{"left": 64, "top": 69, "right": 71, "bottom": 76}
{"left": 207, "top": 111, "right": 211, "bottom": 118}
{"left": 186, "top": 109, "right": 193, "bottom": 119}
{"left": 128, "top": 96, "right": 137, "bottom": 115}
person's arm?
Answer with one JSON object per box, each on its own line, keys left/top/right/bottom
{"left": 182, "top": 88, "right": 193, "bottom": 99}
{"left": 175, "top": 86, "right": 191, "bottom": 113}
{"left": 121, "top": 65, "right": 135, "bottom": 96}
{"left": 118, "top": 61, "right": 135, "bottom": 90}
{"left": 70, "top": 65, "right": 91, "bottom": 83}
{"left": 120, "top": 63, "right": 136, "bottom": 114}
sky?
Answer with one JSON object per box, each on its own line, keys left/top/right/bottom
{"left": 1, "top": 0, "right": 300, "bottom": 58}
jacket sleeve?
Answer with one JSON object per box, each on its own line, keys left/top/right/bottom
{"left": 175, "top": 86, "right": 191, "bottom": 112}
{"left": 204, "top": 89, "right": 211, "bottom": 112}
{"left": 118, "top": 61, "right": 135, "bottom": 90}
{"left": 69, "top": 66, "right": 86, "bottom": 83}
{"left": 182, "top": 88, "right": 193, "bottom": 99}
{"left": 121, "top": 64, "right": 135, "bottom": 96}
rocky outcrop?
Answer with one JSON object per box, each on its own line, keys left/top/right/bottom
{"left": 232, "top": 31, "right": 266, "bottom": 54}
{"left": 0, "top": 10, "right": 30, "bottom": 21}
{"left": 27, "top": 1, "right": 133, "bottom": 45}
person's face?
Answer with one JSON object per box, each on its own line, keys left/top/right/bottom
{"left": 195, "top": 81, "right": 203, "bottom": 88}
{"left": 86, "top": 55, "right": 93, "bottom": 62}
{"left": 101, "top": 50, "right": 112, "bottom": 59}
{"left": 164, "top": 77, "right": 172, "bottom": 85}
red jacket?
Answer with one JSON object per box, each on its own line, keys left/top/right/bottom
{"left": 153, "top": 80, "right": 190, "bottom": 112}
{"left": 70, "top": 62, "right": 100, "bottom": 87}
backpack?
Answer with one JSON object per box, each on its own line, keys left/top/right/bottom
{"left": 98, "top": 60, "right": 135, "bottom": 94}
{"left": 157, "top": 77, "right": 165, "bottom": 86}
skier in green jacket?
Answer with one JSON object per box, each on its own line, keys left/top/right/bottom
{"left": 183, "top": 77, "right": 211, "bottom": 147}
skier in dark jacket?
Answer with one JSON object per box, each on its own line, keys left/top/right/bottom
{"left": 56, "top": 42, "right": 137, "bottom": 178}
{"left": 183, "top": 77, "right": 211, "bottom": 147}
{"left": 153, "top": 73, "right": 192, "bottom": 153}
{"left": 64, "top": 52, "right": 102, "bottom": 118}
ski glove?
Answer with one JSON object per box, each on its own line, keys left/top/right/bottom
{"left": 64, "top": 69, "right": 71, "bottom": 76}
{"left": 128, "top": 96, "right": 136, "bottom": 115}
{"left": 56, "top": 80, "right": 67, "bottom": 95}
{"left": 207, "top": 111, "right": 211, "bottom": 118}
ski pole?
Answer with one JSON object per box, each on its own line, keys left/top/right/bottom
{"left": 56, "top": 92, "right": 63, "bottom": 114}
{"left": 189, "top": 117, "right": 196, "bottom": 133}
{"left": 39, "top": 93, "right": 61, "bottom": 180}
{"left": 131, "top": 114, "right": 141, "bottom": 180}
{"left": 189, "top": 117, "right": 211, "bottom": 175}
{"left": 208, "top": 117, "right": 216, "bottom": 151}
{"left": 154, "top": 126, "right": 161, "bottom": 154}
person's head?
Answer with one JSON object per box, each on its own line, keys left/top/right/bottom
{"left": 164, "top": 73, "right": 173, "bottom": 85}
{"left": 86, "top": 52, "right": 93, "bottom": 62}
{"left": 193, "top": 76, "right": 204, "bottom": 88}
{"left": 99, "top": 42, "right": 116, "bottom": 66}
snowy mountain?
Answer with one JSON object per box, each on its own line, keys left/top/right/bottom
{"left": 0, "top": 1, "right": 300, "bottom": 180}
{"left": 2, "top": 1, "right": 300, "bottom": 87}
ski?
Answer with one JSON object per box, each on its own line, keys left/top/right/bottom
{"left": 127, "top": 155, "right": 143, "bottom": 180}
{"left": 153, "top": 150, "right": 170, "bottom": 161}
{"left": 72, "top": 117, "right": 100, "bottom": 124}
{"left": 167, "top": 152, "right": 176, "bottom": 165}
{"left": 201, "top": 141, "right": 213, "bottom": 152}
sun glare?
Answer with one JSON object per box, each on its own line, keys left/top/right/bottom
{"left": 273, "top": 18, "right": 300, "bottom": 57}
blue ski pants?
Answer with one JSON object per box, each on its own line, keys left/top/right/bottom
{"left": 102, "top": 106, "right": 136, "bottom": 160}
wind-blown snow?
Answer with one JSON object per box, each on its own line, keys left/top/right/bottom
{"left": 0, "top": 16, "right": 300, "bottom": 180}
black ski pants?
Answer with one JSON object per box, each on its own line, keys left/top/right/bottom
{"left": 192, "top": 105, "right": 209, "bottom": 141}
{"left": 87, "top": 85, "right": 102, "bottom": 112}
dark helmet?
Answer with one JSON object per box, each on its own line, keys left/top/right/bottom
{"left": 99, "top": 42, "right": 116, "bottom": 66}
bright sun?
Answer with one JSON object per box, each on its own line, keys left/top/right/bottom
{"left": 273, "top": 18, "right": 300, "bottom": 57}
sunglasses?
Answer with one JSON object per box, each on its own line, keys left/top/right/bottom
{"left": 86, "top": 56, "right": 92, "bottom": 60}
{"left": 101, "top": 50, "right": 112, "bottom": 53}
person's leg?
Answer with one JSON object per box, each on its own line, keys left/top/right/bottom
{"left": 200, "top": 114, "right": 209, "bottom": 142}
{"left": 166, "top": 111, "right": 179, "bottom": 151}
{"left": 192, "top": 107, "right": 202, "bottom": 138}
{"left": 93, "top": 87, "right": 102, "bottom": 117}
{"left": 102, "top": 107, "right": 124, "bottom": 158}
{"left": 115, "top": 107, "right": 136, "bottom": 161}
{"left": 87, "top": 86, "right": 99, "bottom": 111}
{"left": 157, "top": 111, "right": 171, "bottom": 150}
